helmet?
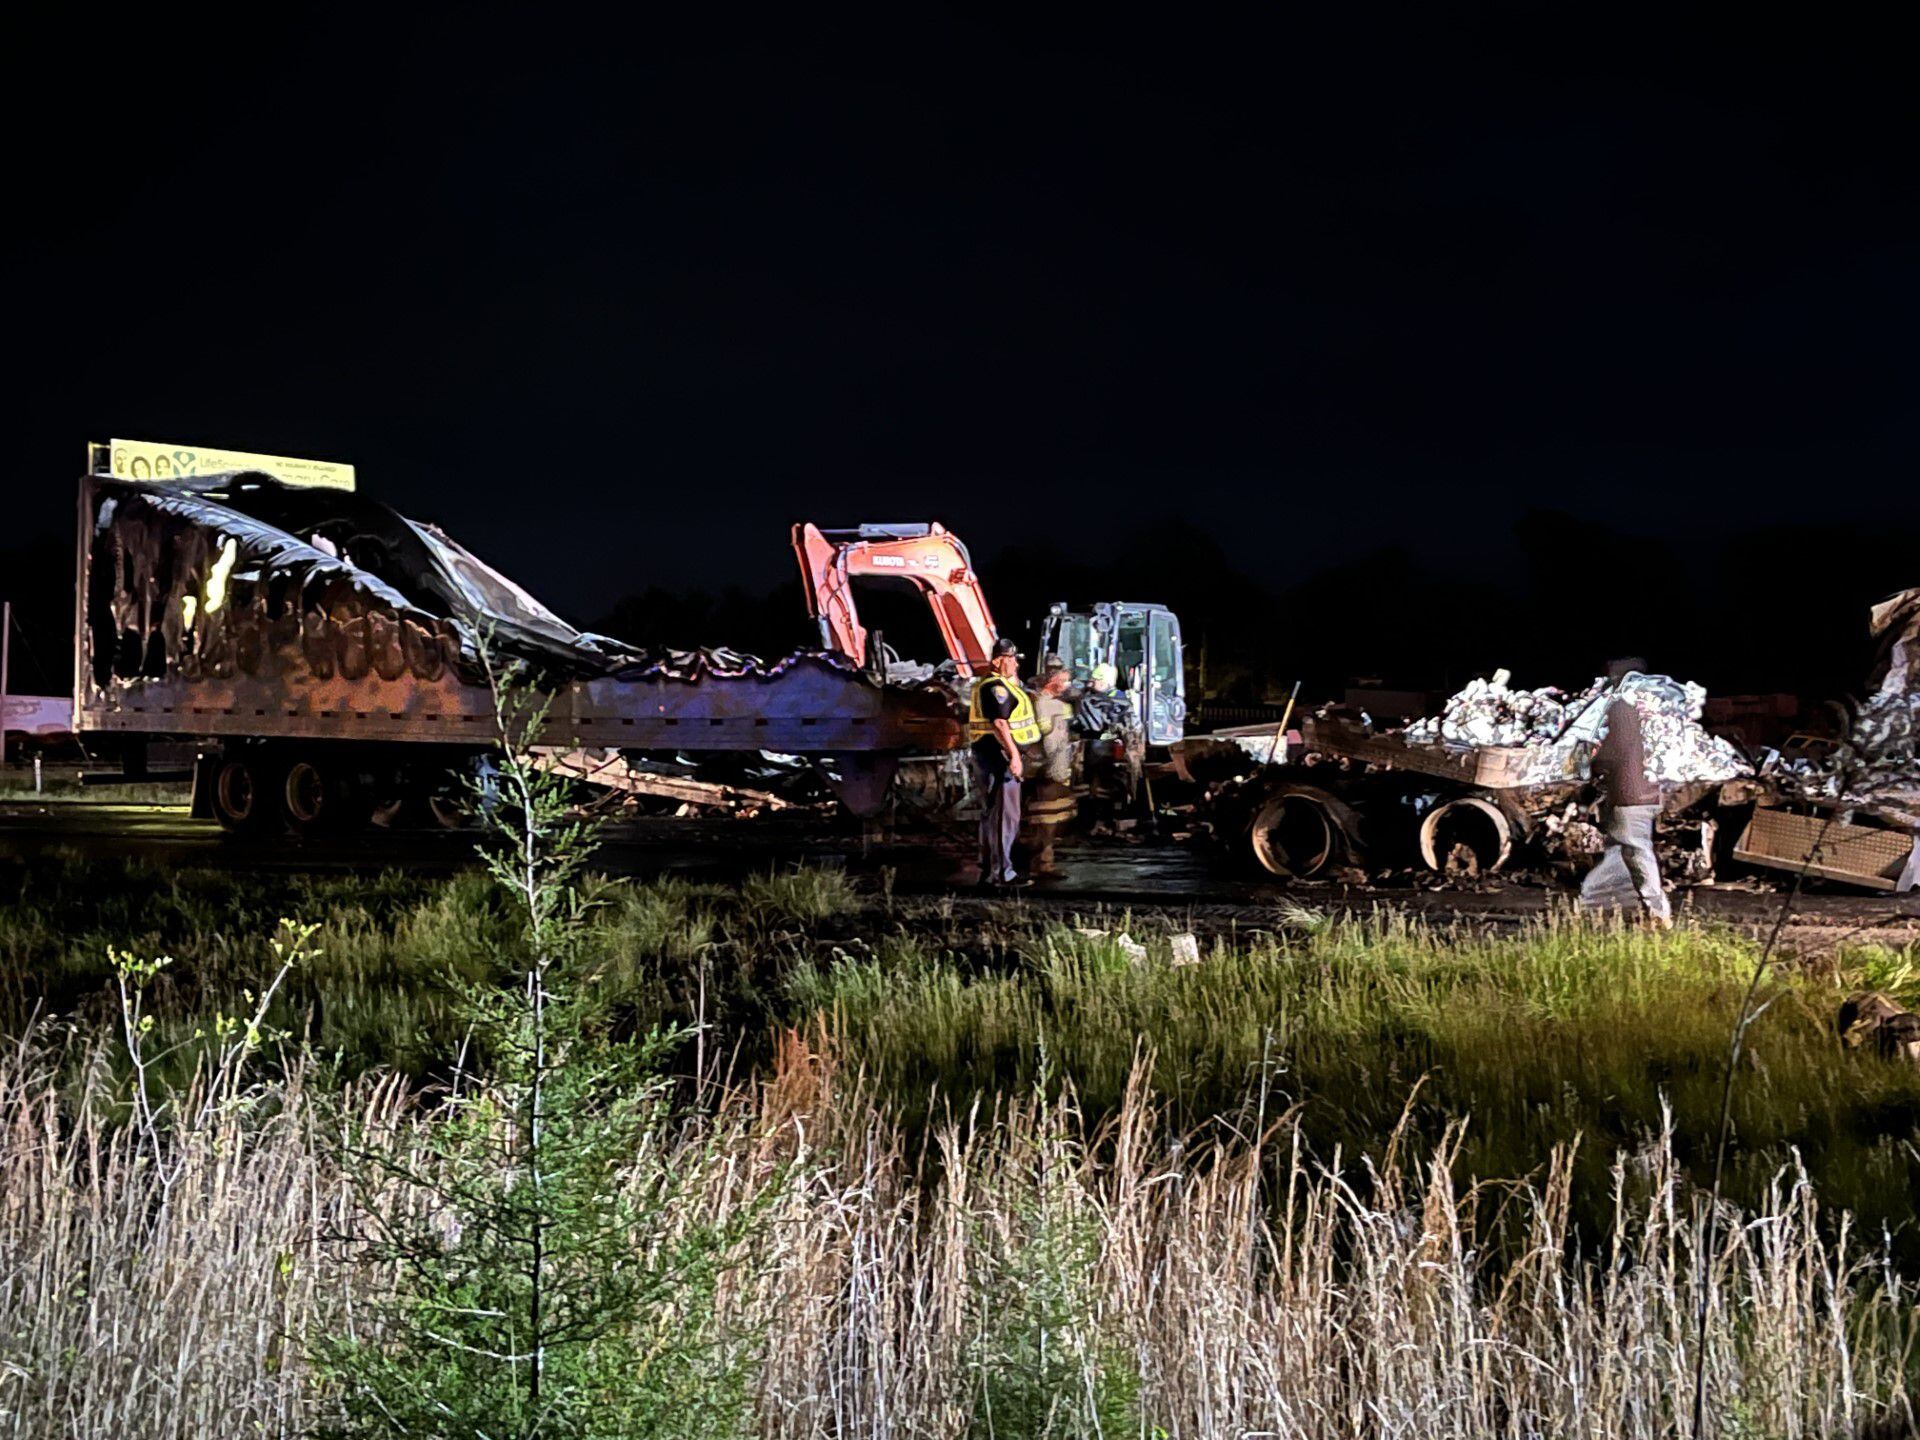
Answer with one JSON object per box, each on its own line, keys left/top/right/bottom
{"left": 1090, "top": 662, "right": 1119, "bottom": 691}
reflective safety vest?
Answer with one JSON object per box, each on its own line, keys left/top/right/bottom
{"left": 969, "top": 675, "right": 1041, "bottom": 746}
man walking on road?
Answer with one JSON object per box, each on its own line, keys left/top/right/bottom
{"left": 969, "top": 636, "right": 1040, "bottom": 887}
{"left": 1579, "top": 670, "right": 1673, "bottom": 926}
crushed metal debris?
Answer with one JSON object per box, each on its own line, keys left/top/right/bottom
{"left": 1748, "top": 588, "right": 1920, "bottom": 834}
{"left": 1402, "top": 669, "right": 1751, "bottom": 788}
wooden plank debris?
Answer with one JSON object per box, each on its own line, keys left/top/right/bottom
{"left": 531, "top": 747, "right": 792, "bottom": 813}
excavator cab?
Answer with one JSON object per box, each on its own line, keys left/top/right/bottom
{"left": 1041, "top": 601, "right": 1187, "bottom": 746}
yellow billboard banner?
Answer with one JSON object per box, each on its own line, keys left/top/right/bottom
{"left": 107, "top": 439, "right": 356, "bottom": 491}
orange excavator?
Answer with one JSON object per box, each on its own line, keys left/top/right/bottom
{"left": 792, "top": 522, "right": 1000, "bottom": 676}
{"left": 792, "top": 519, "right": 1189, "bottom": 746}
{"left": 793, "top": 520, "right": 1195, "bottom": 830}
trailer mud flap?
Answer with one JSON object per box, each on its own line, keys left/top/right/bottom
{"left": 189, "top": 749, "right": 219, "bottom": 819}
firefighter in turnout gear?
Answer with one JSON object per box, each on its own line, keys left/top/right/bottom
{"left": 1021, "top": 656, "right": 1078, "bottom": 879}
{"left": 969, "top": 637, "right": 1039, "bottom": 886}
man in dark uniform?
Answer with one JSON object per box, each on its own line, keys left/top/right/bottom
{"left": 969, "top": 636, "right": 1039, "bottom": 887}
{"left": 1579, "top": 669, "right": 1673, "bottom": 926}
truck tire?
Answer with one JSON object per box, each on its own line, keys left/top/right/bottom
{"left": 1248, "top": 784, "right": 1357, "bottom": 879}
{"left": 1417, "top": 795, "right": 1515, "bottom": 876}
{"left": 212, "top": 753, "right": 280, "bottom": 833}
{"left": 283, "top": 757, "right": 366, "bottom": 834}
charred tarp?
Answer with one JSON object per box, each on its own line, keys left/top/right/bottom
{"left": 84, "top": 473, "right": 643, "bottom": 692}
{"left": 84, "top": 473, "right": 882, "bottom": 694}
{"left": 91, "top": 478, "right": 447, "bottom": 693}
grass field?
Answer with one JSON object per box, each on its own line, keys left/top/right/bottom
{"left": 1, "top": 854, "right": 1916, "bottom": 1435}
{"left": 793, "top": 909, "right": 1920, "bottom": 1260}
{"left": 5, "top": 854, "right": 1915, "bottom": 1242}
{"left": 0, "top": 771, "right": 190, "bottom": 803}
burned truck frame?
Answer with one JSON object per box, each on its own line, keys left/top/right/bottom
{"left": 1186, "top": 674, "right": 1917, "bottom": 894}
{"left": 75, "top": 469, "right": 965, "bottom": 831}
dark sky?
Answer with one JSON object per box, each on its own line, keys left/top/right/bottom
{"left": 8, "top": 6, "right": 1915, "bottom": 630}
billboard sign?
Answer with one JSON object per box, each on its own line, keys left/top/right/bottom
{"left": 105, "top": 439, "right": 355, "bottom": 491}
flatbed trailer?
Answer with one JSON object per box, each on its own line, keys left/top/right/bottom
{"left": 1184, "top": 714, "right": 1741, "bottom": 882}
{"left": 74, "top": 468, "right": 965, "bottom": 831}
{"left": 1191, "top": 714, "right": 1920, "bottom": 894}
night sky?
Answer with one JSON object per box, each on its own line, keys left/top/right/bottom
{"left": 6, "top": 8, "right": 1915, "bottom": 696}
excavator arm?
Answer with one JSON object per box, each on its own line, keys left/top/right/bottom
{"left": 792, "top": 522, "right": 1000, "bottom": 676}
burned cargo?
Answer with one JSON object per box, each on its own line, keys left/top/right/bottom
{"left": 1191, "top": 668, "right": 1758, "bottom": 885}
{"left": 78, "top": 470, "right": 966, "bottom": 831}
{"left": 1729, "top": 587, "right": 1920, "bottom": 892}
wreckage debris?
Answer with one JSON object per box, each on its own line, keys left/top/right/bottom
{"left": 85, "top": 473, "right": 957, "bottom": 699}
{"left": 1767, "top": 587, "right": 1920, "bottom": 830}
{"left": 1837, "top": 991, "right": 1920, "bottom": 1064}
{"left": 1402, "top": 669, "right": 1752, "bottom": 789}
{"left": 1402, "top": 668, "right": 1570, "bottom": 749}
{"left": 531, "top": 747, "right": 799, "bottom": 814}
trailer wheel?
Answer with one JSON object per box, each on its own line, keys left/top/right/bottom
{"left": 1249, "top": 787, "right": 1340, "bottom": 879}
{"left": 1418, "top": 796, "right": 1514, "bottom": 877}
{"left": 212, "top": 754, "right": 278, "bottom": 833}
{"left": 282, "top": 760, "right": 326, "bottom": 831}
{"left": 283, "top": 757, "right": 366, "bottom": 834}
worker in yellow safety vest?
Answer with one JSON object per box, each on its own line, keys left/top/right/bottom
{"left": 969, "top": 636, "right": 1040, "bottom": 886}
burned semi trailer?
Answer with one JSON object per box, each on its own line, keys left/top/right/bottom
{"left": 75, "top": 469, "right": 966, "bottom": 831}
{"left": 1178, "top": 718, "right": 1566, "bottom": 880}
{"left": 1180, "top": 672, "right": 1760, "bottom": 885}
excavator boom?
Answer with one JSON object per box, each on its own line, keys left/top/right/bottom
{"left": 793, "top": 522, "right": 1000, "bottom": 676}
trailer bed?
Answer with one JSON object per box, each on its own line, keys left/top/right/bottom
{"left": 75, "top": 472, "right": 966, "bottom": 759}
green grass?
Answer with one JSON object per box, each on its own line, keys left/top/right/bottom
{"left": 0, "top": 780, "right": 191, "bottom": 803}
{"left": 788, "top": 911, "right": 1920, "bottom": 1264}
{"left": 5, "top": 853, "right": 1917, "bottom": 1267}
{"left": 0, "top": 855, "right": 861, "bottom": 1079}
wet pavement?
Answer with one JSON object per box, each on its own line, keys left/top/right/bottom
{"left": 2, "top": 800, "right": 1917, "bottom": 943}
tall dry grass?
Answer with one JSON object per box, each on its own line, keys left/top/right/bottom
{"left": 0, "top": 1045, "right": 398, "bottom": 1437}
{"left": 1, "top": 1028, "right": 1912, "bottom": 1439}
{"left": 793, "top": 914, "right": 1920, "bottom": 1264}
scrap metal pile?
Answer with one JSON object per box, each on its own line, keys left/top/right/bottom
{"left": 1769, "top": 586, "right": 1920, "bottom": 829}
{"left": 1402, "top": 669, "right": 1752, "bottom": 789}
